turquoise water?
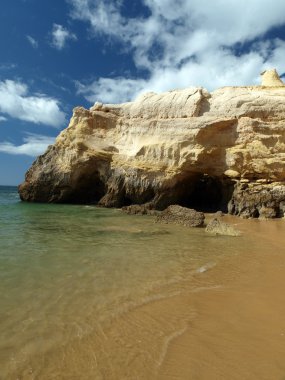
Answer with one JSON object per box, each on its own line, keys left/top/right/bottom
{"left": 0, "top": 185, "right": 261, "bottom": 379}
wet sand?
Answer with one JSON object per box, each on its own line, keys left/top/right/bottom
{"left": 70, "top": 216, "right": 285, "bottom": 380}
{"left": 158, "top": 216, "right": 285, "bottom": 380}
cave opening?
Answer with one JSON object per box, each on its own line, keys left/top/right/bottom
{"left": 63, "top": 170, "right": 107, "bottom": 204}
{"left": 172, "top": 173, "right": 234, "bottom": 213}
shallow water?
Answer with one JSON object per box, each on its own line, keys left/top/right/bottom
{"left": 0, "top": 186, "right": 285, "bottom": 379}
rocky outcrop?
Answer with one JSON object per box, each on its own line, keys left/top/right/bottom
{"left": 122, "top": 204, "right": 160, "bottom": 216}
{"left": 156, "top": 205, "right": 205, "bottom": 227}
{"left": 228, "top": 181, "right": 285, "bottom": 218}
{"left": 205, "top": 218, "right": 241, "bottom": 236}
{"left": 261, "top": 69, "right": 285, "bottom": 87}
{"left": 19, "top": 70, "right": 285, "bottom": 218}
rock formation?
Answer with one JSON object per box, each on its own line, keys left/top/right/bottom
{"left": 122, "top": 204, "right": 159, "bottom": 216}
{"left": 261, "top": 69, "right": 285, "bottom": 87}
{"left": 156, "top": 205, "right": 205, "bottom": 227}
{"left": 19, "top": 70, "right": 285, "bottom": 218}
{"left": 205, "top": 217, "right": 241, "bottom": 236}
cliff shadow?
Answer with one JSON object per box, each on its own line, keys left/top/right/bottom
{"left": 154, "top": 173, "right": 235, "bottom": 213}
{"left": 60, "top": 158, "right": 110, "bottom": 204}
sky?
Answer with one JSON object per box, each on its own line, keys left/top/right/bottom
{"left": 1, "top": 0, "right": 285, "bottom": 185}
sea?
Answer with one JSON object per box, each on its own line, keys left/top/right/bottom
{"left": 1, "top": 185, "right": 285, "bottom": 379}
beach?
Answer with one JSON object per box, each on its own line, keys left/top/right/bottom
{"left": 1, "top": 186, "right": 285, "bottom": 379}
{"left": 158, "top": 216, "right": 285, "bottom": 379}
{"left": 2, "top": 0, "right": 285, "bottom": 378}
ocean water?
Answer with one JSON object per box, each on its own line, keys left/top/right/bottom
{"left": 0, "top": 185, "right": 283, "bottom": 379}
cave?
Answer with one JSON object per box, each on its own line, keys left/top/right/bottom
{"left": 165, "top": 173, "right": 234, "bottom": 213}
{"left": 62, "top": 169, "right": 107, "bottom": 204}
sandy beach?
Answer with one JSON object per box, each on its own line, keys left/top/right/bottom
{"left": 9, "top": 215, "right": 285, "bottom": 380}
{"left": 157, "top": 216, "right": 285, "bottom": 379}
{"left": 1, "top": 189, "right": 285, "bottom": 379}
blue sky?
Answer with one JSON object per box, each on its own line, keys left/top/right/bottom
{"left": 1, "top": 0, "right": 285, "bottom": 185}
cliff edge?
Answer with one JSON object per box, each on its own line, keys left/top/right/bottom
{"left": 19, "top": 70, "right": 285, "bottom": 218}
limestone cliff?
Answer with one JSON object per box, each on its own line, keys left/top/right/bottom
{"left": 19, "top": 70, "right": 285, "bottom": 218}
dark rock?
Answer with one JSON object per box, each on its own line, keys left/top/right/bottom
{"left": 156, "top": 205, "right": 205, "bottom": 227}
{"left": 228, "top": 182, "right": 285, "bottom": 218}
{"left": 122, "top": 204, "right": 160, "bottom": 216}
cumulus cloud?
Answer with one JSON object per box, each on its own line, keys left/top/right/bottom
{"left": 76, "top": 77, "right": 147, "bottom": 104}
{"left": 51, "top": 24, "right": 77, "bottom": 50}
{"left": 26, "top": 35, "right": 38, "bottom": 48}
{"left": 69, "top": 0, "right": 285, "bottom": 103}
{"left": 0, "top": 80, "right": 66, "bottom": 127}
{"left": 0, "top": 133, "right": 55, "bottom": 156}
{"left": 0, "top": 116, "right": 7, "bottom": 122}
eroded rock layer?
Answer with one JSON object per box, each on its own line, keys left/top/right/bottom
{"left": 19, "top": 83, "right": 285, "bottom": 218}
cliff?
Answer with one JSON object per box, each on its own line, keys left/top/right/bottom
{"left": 19, "top": 70, "right": 285, "bottom": 218}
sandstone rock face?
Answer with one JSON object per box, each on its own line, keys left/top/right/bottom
{"left": 228, "top": 182, "right": 285, "bottom": 218}
{"left": 19, "top": 75, "right": 285, "bottom": 218}
{"left": 261, "top": 69, "right": 285, "bottom": 87}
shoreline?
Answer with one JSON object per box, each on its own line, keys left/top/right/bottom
{"left": 2, "top": 207, "right": 285, "bottom": 379}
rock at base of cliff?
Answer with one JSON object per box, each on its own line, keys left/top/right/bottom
{"left": 205, "top": 218, "right": 241, "bottom": 236}
{"left": 156, "top": 205, "right": 205, "bottom": 227}
{"left": 259, "top": 206, "right": 277, "bottom": 219}
{"left": 228, "top": 182, "right": 285, "bottom": 219}
{"left": 121, "top": 204, "right": 160, "bottom": 216}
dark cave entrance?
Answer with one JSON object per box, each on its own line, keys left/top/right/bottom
{"left": 167, "top": 173, "right": 234, "bottom": 213}
{"left": 62, "top": 168, "right": 107, "bottom": 204}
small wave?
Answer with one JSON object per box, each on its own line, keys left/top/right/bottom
{"left": 191, "top": 285, "right": 223, "bottom": 293}
{"left": 157, "top": 325, "right": 188, "bottom": 367}
{"left": 96, "top": 227, "right": 171, "bottom": 236}
{"left": 196, "top": 262, "right": 217, "bottom": 273}
{"left": 135, "top": 230, "right": 171, "bottom": 236}
{"left": 96, "top": 227, "right": 143, "bottom": 234}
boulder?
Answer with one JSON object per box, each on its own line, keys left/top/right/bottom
{"left": 228, "top": 182, "right": 285, "bottom": 218}
{"left": 205, "top": 218, "right": 241, "bottom": 236}
{"left": 156, "top": 205, "right": 205, "bottom": 227}
{"left": 121, "top": 204, "right": 160, "bottom": 216}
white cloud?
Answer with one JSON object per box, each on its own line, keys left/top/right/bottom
{"left": 26, "top": 35, "right": 38, "bottom": 48}
{"left": 0, "top": 134, "right": 55, "bottom": 156}
{"left": 51, "top": 24, "right": 77, "bottom": 50}
{"left": 70, "top": 0, "right": 285, "bottom": 103}
{"left": 0, "top": 80, "right": 66, "bottom": 127}
{"left": 76, "top": 77, "right": 147, "bottom": 104}
{"left": 0, "top": 116, "right": 7, "bottom": 122}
